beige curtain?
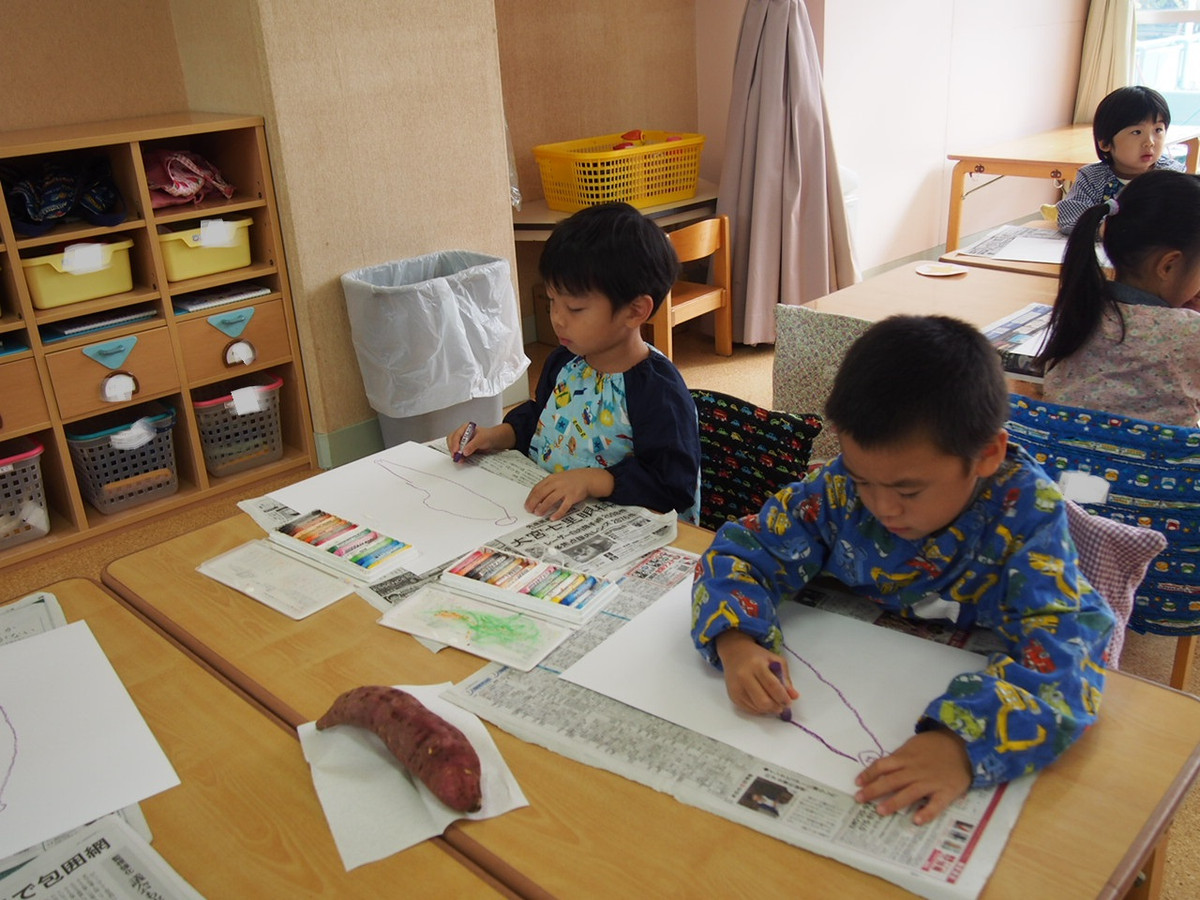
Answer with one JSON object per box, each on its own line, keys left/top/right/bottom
{"left": 717, "top": 0, "right": 859, "bottom": 346}
{"left": 1073, "top": 0, "right": 1135, "bottom": 123}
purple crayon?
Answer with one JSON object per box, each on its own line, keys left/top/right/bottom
{"left": 769, "top": 661, "right": 793, "bottom": 722}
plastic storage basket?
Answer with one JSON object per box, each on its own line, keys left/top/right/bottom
{"left": 0, "top": 437, "right": 49, "bottom": 550}
{"left": 533, "top": 130, "right": 705, "bottom": 212}
{"left": 66, "top": 402, "right": 178, "bottom": 514}
{"left": 192, "top": 373, "right": 284, "bottom": 477}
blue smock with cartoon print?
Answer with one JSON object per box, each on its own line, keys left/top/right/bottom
{"left": 691, "top": 443, "right": 1115, "bottom": 789}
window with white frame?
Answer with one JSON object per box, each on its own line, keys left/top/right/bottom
{"left": 1135, "top": 0, "right": 1200, "bottom": 123}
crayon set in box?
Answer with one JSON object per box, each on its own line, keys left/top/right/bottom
{"left": 268, "top": 509, "right": 412, "bottom": 584}
{"left": 440, "top": 546, "right": 620, "bottom": 625}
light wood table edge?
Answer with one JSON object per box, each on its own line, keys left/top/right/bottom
{"left": 101, "top": 570, "right": 306, "bottom": 733}
{"left": 21, "top": 577, "right": 520, "bottom": 899}
{"left": 99, "top": 567, "right": 550, "bottom": 900}
{"left": 1103, "top": 674, "right": 1200, "bottom": 900}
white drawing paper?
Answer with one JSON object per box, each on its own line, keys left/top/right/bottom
{"left": 561, "top": 581, "right": 986, "bottom": 793}
{"left": 0, "top": 621, "right": 180, "bottom": 860}
{"left": 268, "top": 441, "right": 541, "bottom": 572}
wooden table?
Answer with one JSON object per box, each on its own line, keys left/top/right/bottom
{"left": 512, "top": 179, "right": 718, "bottom": 242}
{"left": 101, "top": 514, "right": 1200, "bottom": 898}
{"left": 945, "top": 123, "right": 1200, "bottom": 251}
{"left": 802, "top": 260, "right": 1057, "bottom": 327}
{"left": 1, "top": 579, "right": 509, "bottom": 897}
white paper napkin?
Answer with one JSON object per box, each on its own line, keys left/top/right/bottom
{"left": 298, "top": 682, "right": 526, "bottom": 870}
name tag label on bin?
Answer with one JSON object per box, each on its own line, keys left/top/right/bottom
{"left": 199, "top": 219, "right": 238, "bottom": 247}
{"left": 62, "top": 243, "right": 107, "bottom": 275}
{"left": 108, "top": 417, "right": 157, "bottom": 450}
{"left": 229, "top": 386, "right": 265, "bottom": 415}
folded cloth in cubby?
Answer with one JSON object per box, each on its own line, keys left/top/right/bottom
{"left": 143, "top": 149, "right": 236, "bottom": 208}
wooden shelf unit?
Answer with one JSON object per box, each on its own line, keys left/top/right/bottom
{"left": 0, "top": 112, "right": 316, "bottom": 569}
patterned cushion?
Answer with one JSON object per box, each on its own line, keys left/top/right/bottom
{"left": 1008, "top": 395, "right": 1200, "bottom": 636}
{"left": 691, "top": 389, "right": 822, "bottom": 532}
{"left": 1064, "top": 498, "right": 1166, "bottom": 667}
{"left": 772, "top": 304, "right": 870, "bottom": 463}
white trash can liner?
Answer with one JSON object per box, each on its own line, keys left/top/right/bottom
{"left": 342, "top": 250, "right": 529, "bottom": 420}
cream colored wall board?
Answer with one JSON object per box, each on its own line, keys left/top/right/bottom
{"left": 495, "top": 0, "right": 698, "bottom": 204}
{"left": 0, "top": 0, "right": 186, "bottom": 131}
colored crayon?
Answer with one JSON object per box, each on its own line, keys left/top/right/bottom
{"left": 450, "top": 547, "right": 495, "bottom": 576}
{"left": 531, "top": 568, "right": 575, "bottom": 599}
{"left": 559, "top": 575, "right": 597, "bottom": 607}
{"left": 519, "top": 566, "right": 562, "bottom": 597}
{"left": 349, "top": 534, "right": 395, "bottom": 565}
{"left": 358, "top": 538, "right": 407, "bottom": 568}
{"left": 328, "top": 528, "right": 379, "bottom": 558}
{"left": 278, "top": 510, "right": 325, "bottom": 537}
{"left": 546, "top": 573, "right": 587, "bottom": 604}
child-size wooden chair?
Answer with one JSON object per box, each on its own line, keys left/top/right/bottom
{"left": 690, "top": 388, "right": 822, "bottom": 532}
{"left": 772, "top": 303, "right": 871, "bottom": 465}
{"left": 1007, "top": 395, "right": 1197, "bottom": 687}
{"left": 646, "top": 215, "right": 733, "bottom": 361}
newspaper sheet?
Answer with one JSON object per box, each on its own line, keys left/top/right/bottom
{"left": 355, "top": 495, "right": 676, "bottom": 614}
{"left": 0, "top": 815, "right": 202, "bottom": 900}
{"left": 444, "top": 550, "right": 1030, "bottom": 900}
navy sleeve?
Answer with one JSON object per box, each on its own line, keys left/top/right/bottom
{"left": 611, "top": 353, "right": 700, "bottom": 516}
{"left": 503, "top": 346, "right": 573, "bottom": 453}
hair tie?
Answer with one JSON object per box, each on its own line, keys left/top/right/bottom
{"left": 1105, "top": 197, "right": 1119, "bottom": 217}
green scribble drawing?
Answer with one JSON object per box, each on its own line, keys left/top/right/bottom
{"left": 426, "top": 607, "right": 543, "bottom": 649}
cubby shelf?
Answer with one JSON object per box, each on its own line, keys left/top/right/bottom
{"left": 0, "top": 112, "right": 316, "bottom": 569}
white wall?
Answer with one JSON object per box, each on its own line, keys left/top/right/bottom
{"left": 696, "top": 0, "right": 1089, "bottom": 273}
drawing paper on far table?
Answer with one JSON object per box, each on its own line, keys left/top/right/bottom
{"left": 561, "top": 581, "right": 986, "bottom": 794}
{"left": 268, "top": 441, "right": 541, "bottom": 572}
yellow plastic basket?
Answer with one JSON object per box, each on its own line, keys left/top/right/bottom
{"left": 533, "top": 130, "right": 705, "bottom": 213}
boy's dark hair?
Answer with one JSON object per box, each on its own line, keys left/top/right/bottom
{"left": 1093, "top": 85, "right": 1173, "bottom": 164}
{"left": 539, "top": 201, "right": 680, "bottom": 313}
{"left": 825, "top": 315, "right": 1008, "bottom": 461}
{"left": 1038, "top": 169, "right": 1200, "bottom": 366}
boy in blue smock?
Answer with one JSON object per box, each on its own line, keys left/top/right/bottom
{"left": 450, "top": 201, "right": 700, "bottom": 522}
{"left": 691, "top": 315, "right": 1114, "bottom": 825}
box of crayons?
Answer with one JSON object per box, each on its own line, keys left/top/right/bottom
{"left": 439, "top": 546, "right": 619, "bottom": 625}
{"left": 268, "top": 509, "right": 412, "bottom": 584}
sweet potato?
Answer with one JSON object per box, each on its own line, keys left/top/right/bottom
{"left": 316, "top": 685, "right": 482, "bottom": 812}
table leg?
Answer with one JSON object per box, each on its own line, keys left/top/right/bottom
{"left": 1171, "top": 635, "right": 1196, "bottom": 690}
{"left": 1183, "top": 137, "right": 1200, "bottom": 174}
{"left": 945, "top": 160, "right": 972, "bottom": 252}
{"left": 1124, "top": 835, "right": 1168, "bottom": 900}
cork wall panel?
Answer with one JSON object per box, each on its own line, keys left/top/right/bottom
{"left": 1, "top": 0, "right": 186, "bottom": 132}
{"left": 252, "top": 0, "right": 516, "bottom": 435}
{"left": 495, "top": 0, "right": 699, "bottom": 203}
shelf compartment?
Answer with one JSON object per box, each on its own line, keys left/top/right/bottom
{"left": 0, "top": 435, "right": 50, "bottom": 551}
{"left": 177, "top": 297, "right": 292, "bottom": 382}
{"left": 0, "top": 357, "right": 51, "bottom": 432}
{"left": 66, "top": 400, "right": 179, "bottom": 515}
{"left": 46, "top": 324, "right": 180, "bottom": 419}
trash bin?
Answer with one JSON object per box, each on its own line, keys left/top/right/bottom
{"left": 342, "top": 251, "right": 530, "bottom": 447}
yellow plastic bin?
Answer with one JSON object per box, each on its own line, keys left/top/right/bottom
{"left": 22, "top": 239, "right": 134, "bottom": 309}
{"left": 158, "top": 217, "right": 252, "bottom": 281}
{"left": 533, "top": 130, "right": 705, "bottom": 212}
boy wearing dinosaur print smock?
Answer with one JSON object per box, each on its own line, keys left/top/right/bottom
{"left": 691, "top": 315, "right": 1115, "bottom": 826}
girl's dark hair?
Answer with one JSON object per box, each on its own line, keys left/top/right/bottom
{"left": 1037, "top": 170, "right": 1200, "bottom": 368}
{"left": 538, "top": 201, "right": 679, "bottom": 313}
{"left": 825, "top": 315, "right": 1008, "bottom": 461}
{"left": 1092, "top": 85, "right": 1172, "bottom": 164}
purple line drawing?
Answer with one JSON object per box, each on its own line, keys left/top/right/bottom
{"left": 374, "top": 459, "right": 518, "bottom": 527}
{"left": 0, "top": 703, "right": 15, "bottom": 812}
{"left": 782, "top": 642, "right": 886, "bottom": 767}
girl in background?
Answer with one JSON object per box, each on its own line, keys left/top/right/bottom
{"left": 1037, "top": 169, "right": 1200, "bottom": 426}
{"left": 1055, "top": 85, "right": 1183, "bottom": 233}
